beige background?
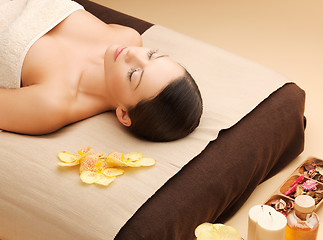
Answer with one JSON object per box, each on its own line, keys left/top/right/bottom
{"left": 92, "top": 0, "right": 323, "bottom": 239}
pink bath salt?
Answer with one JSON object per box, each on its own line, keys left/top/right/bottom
{"left": 302, "top": 179, "right": 318, "bottom": 191}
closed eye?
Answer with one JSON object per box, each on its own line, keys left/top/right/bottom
{"left": 128, "top": 68, "right": 138, "bottom": 81}
{"left": 127, "top": 50, "right": 157, "bottom": 81}
{"left": 147, "top": 49, "right": 158, "bottom": 59}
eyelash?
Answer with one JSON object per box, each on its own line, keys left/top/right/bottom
{"left": 128, "top": 68, "right": 138, "bottom": 81}
{"left": 147, "top": 49, "right": 158, "bottom": 59}
{"left": 128, "top": 49, "right": 158, "bottom": 80}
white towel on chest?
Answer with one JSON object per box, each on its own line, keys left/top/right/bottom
{"left": 0, "top": 0, "right": 83, "bottom": 89}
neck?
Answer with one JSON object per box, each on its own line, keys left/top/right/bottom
{"left": 78, "top": 59, "right": 116, "bottom": 111}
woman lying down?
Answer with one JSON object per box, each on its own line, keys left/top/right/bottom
{"left": 0, "top": 0, "right": 202, "bottom": 142}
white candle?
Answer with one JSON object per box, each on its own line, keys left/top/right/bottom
{"left": 255, "top": 210, "right": 287, "bottom": 240}
{"left": 248, "top": 205, "right": 276, "bottom": 240}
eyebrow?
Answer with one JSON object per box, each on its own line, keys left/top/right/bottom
{"left": 134, "top": 55, "right": 169, "bottom": 90}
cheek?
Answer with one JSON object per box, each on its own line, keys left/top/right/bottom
{"left": 106, "top": 64, "right": 125, "bottom": 90}
{"left": 107, "top": 68, "right": 134, "bottom": 104}
{"left": 109, "top": 76, "right": 124, "bottom": 102}
{"left": 105, "top": 60, "right": 139, "bottom": 105}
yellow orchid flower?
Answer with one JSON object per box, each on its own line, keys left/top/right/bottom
{"left": 57, "top": 146, "right": 93, "bottom": 166}
{"left": 195, "top": 223, "right": 241, "bottom": 240}
{"left": 105, "top": 151, "right": 156, "bottom": 168}
{"left": 79, "top": 154, "right": 123, "bottom": 186}
{"left": 57, "top": 147, "right": 156, "bottom": 187}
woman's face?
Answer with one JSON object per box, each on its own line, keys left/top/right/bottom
{"left": 104, "top": 45, "right": 184, "bottom": 108}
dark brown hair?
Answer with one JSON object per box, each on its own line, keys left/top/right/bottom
{"left": 127, "top": 69, "right": 203, "bottom": 142}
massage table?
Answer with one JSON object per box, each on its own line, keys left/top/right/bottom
{"left": 0, "top": 0, "right": 306, "bottom": 239}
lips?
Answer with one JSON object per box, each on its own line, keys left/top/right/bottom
{"left": 114, "top": 46, "right": 127, "bottom": 61}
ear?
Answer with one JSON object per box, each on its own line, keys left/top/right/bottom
{"left": 116, "top": 106, "right": 132, "bottom": 127}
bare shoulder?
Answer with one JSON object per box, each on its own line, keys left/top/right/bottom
{"left": 61, "top": 9, "right": 143, "bottom": 46}
{"left": 109, "top": 24, "right": 143, "bottom": 46}
{"left": 0, "top": 84, "right": 71, "bottom": 135}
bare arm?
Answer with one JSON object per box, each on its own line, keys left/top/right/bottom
{"left": 0, "top": 85, "right": 70, "bottom": 135}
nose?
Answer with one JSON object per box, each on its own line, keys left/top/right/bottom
{"left": 125, "top": 48, "right": 148, "bottom": 66}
